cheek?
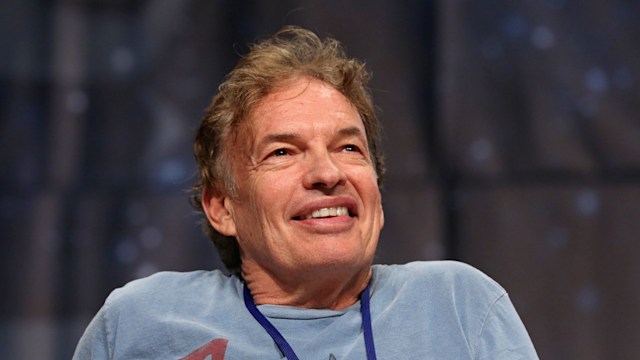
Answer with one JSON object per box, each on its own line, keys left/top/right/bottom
{"left": 356, "top": 169, "right": 383, "bottom": 222}
{"left": 243, "top": 172, "right": 296, "bottom": 221}
{"left": 353, "top": 168, "right": 381, "bottom": 195}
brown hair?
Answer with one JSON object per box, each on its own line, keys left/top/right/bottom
{"left": 191, "top": 26, "right": 384, "bottom": 274}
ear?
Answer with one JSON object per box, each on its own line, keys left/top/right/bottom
{"left": 201, "top": 187, "right": 237, "bottom": 237}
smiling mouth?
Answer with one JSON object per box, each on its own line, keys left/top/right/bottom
{"left": 294, "top": 206, "right": 352, "bottom": 220}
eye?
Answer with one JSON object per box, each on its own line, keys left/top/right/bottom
{"left": 272, "top": 148, "right": 290, "bottom": 156}
{"left": 343, "top": 144, "right": 361, "bottom": 153}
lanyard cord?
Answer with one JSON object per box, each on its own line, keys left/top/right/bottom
{"left": 243, "top": 283, "right": 377, "bottom": 360}
{"left": 360, "top": 284, "right": 377, "bottom": 360}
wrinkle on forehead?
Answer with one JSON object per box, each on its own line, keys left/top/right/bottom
{"left": 236, "top": 76, "right": 355, "bottom": 161}
{"left": 267, "top": 76, "right": 339, "bottom": 102}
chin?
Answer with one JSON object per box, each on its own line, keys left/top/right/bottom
{"left": 306, "top": 254, "right": 368, "bottom": 270}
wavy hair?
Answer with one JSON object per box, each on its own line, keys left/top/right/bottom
{"left": 191, "top": 26, "right": 384, "bottom": 274}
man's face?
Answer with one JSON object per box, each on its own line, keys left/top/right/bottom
{"left": 219, "top": 76, "right": 384, "bottom": 278}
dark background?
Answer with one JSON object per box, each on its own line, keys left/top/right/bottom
{"left": 2, "top": 1, "right": 639, "bottom": 358}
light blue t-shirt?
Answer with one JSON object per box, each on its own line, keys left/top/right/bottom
{"left": 73, "top": 261, "right": 538, "bottom": 359}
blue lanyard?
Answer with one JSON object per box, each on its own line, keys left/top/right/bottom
{"left": 243, "top": 283, "right": 377, "bottom": 360}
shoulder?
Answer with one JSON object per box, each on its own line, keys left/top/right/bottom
{"left": 104, "top": 270, "right": 241, "bottom": 315}
{"left": 372, "top": 260, "right": 506, "bottom": 303}
{"left": 370, "top": 262, "right": 537, "bottom": 357}
{"left": 75, "top": 271, "right": 246, "bottom": 358}
{"left": 374, "top": 260, "right": 502, "bottom": 285}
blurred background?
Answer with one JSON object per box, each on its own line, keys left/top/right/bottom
{"left": 1, "top": 0, "right": 639, "bottom": 358}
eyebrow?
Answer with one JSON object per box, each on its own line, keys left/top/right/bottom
{"left": 338, "top": 126, "right": 365, "bottom": 139}
{"left": 258, "top": 133, "right": 301, "bottom": 148}
{"left": 258, "top": 126, "right": 366, "bottom": 147}
{"left": 252, "top": 133, "right": 299, "bottom": 157}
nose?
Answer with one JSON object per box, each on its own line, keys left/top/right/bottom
{"left": 302, "top": 151, "right": 347, "bottom": 190}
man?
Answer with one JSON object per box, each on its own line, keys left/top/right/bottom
{"left": 74, "top": 26, "right": 538, "bottom": 359}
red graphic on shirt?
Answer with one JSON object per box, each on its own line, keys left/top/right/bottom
{"left": 180, "top": 338, "right": 228, "bottom": 360}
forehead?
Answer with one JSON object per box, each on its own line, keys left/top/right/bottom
{"left": 246, "top": 77, "right": 364, "bottom": 138}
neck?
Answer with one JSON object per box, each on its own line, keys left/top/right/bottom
{"left": 242, "top": 264, "right": 372, "bottom": 310}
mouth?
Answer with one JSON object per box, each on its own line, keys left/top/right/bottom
{"left": 293, "top": 206, "right": 354, "bottom": 220}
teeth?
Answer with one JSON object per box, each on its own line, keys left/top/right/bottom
{"left": 305, "top": 207, "right": 349, "bottom": 219}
